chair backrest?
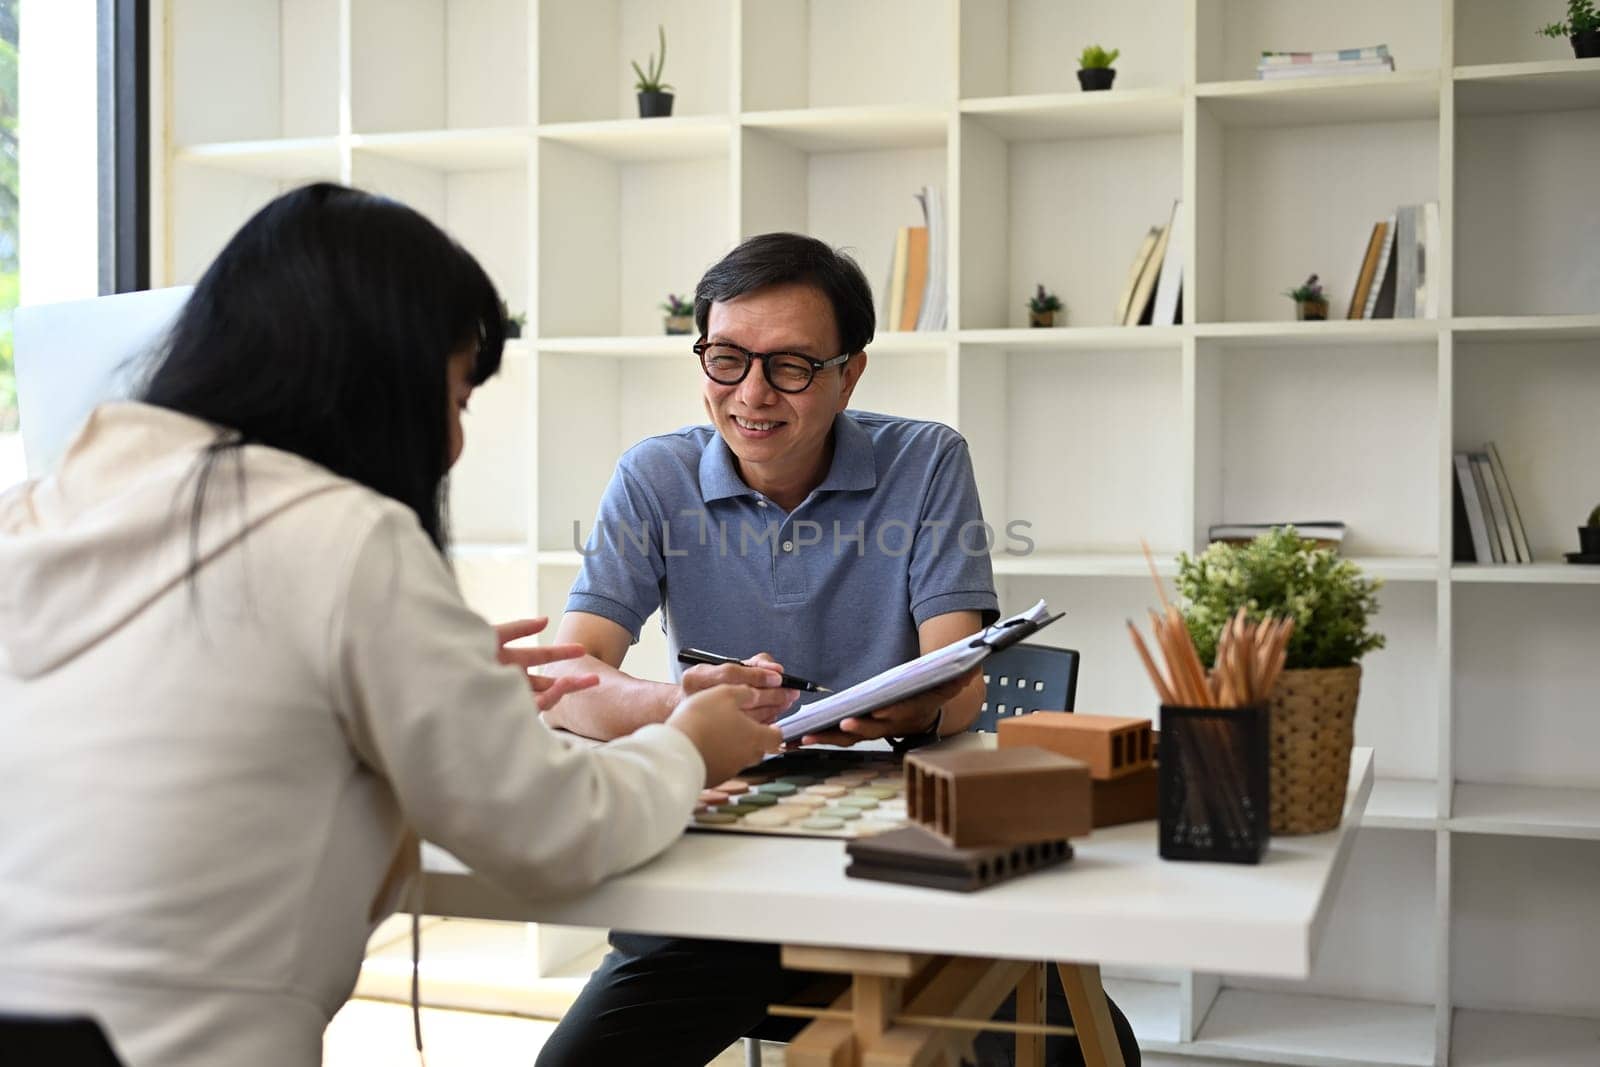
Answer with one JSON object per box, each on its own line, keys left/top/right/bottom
{"left": 976, "top": 642, "right": 1079, "bottom": 732}
{"left": 15, "top": 286, "right": 193, "bottom": 477}
{"left": 0, "top": 1013, "right": 126, "bottom": 1065}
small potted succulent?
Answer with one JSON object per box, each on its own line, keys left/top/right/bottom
{"left": 1178, "top": 526, "right": 1385, "bottom": 834}
{"left": 1538, "top": 0, "right": 1600, "bottom": 59}
{"left": 1579, "top": 503, "right": 1600, "bottom": 556}
{"left": 1078, "top": 45, "right": 1120, "bottom": 91}
{"left": 661, "top": 293, "right": 694, "bottom": 335}
{"left": 1284, "top": 274, "right": 1328, "bottom": 321}
{"left": 1026, "top": 284, "right": 1063, "bottom": 327}
{"left": 499, "top": 299, "right": 525, "bottom": 339}
{"left": 633, "top": 24, "right": 674, "bottom": 118}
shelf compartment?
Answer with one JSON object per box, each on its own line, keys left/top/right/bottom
{"left": 538, "top": 116, "right": 732, "bottom": 163}
{"left": 174, "top": 137, "right": 342, "bottom": 179}
{"left": 350, "top": 128, "right": 531, "bottom": 171}
{"left": 449, "top": 348, "right": 530, "bottom": 545}
{"left": 740, "top": 107, "right": 948, "bottom": 153}
{"left": 742, "top": 0, "right": 951, "bottom": 114}
{"left": 1455, "top": 107, "right": 1600, "bottom": 317}
{"left": 1188, "top": 988, "right": 1436, "bottom": 1067}
{"left": 352, "top": 0, "right": 529, "bottom": 134}
{"left": 170, "top": 0, "right": 339, "bottom": 145}
{"left": 1454, "top": 61, "right": 1600, "bottom": 116}
{"left": 960, "top": 90, "right": 1185, "bottom": 141}
{"left": 168, "top": 162, "right": 341, "bottom": 284}
{"left": 1451, "top": 1008, "right": 1600, "bottom": 1067}
{"left": 1453, "top": 835, "right": 1600, "bottom": 1021}
{"left": 959, "top": 0, "right": 1185, "bottom": 99}
{"left": 1453, "top": 0, "right": 1596, "bottom": 69}
{"left": 959, "top": 115, "right": 1181, "bottom": 330}
{"left": 1363, "top": 778, "right": 1441, "bottom": 829}
{"left": 1196, "top": 72, "right": 1441, "bottom": 128}
{"left": 1193, "top": 0, "right": 1445, "bottom": 85}
{"left": 1451, "top": 783, "right": 1600, "bottom": 841}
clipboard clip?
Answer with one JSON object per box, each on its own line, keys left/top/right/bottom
{"left": 968, "top": 610, "right": 1066, "bottom": 653}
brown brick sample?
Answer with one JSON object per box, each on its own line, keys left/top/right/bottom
{"left": 997, "top": 711, "right": 1155, "bottom": 780}
{"left": 904, "top": 747, "right": 1091, "bottom": 847}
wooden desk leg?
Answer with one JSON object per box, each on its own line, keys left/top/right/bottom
{"left": 853, "top": 973, "right": 903, "bottom": 1048}
{"left": 1055, "top": 962, "right": 1126, "bottom": 1067}
{"left": 1015, "top": 962, "right": 1047, "bottom": 1067}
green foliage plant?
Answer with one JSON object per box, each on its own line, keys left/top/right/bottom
{"left": 1538, "top": 0, "right": 1600, "bottom": 37}
{"left": 632, "top": 24, "right": 673, "bottom": 93}
{"left": 1026, "top": 284, "right": 1063, "bottom": 314}
{"left": 1176, "top": 526, "right": 1386, "bottom": 671}
{"left": 1079, "top": 45, "right": 1120, "bottom": 69}
{"left": 661, "top": 293, "right": 694, "bottom": 316}
{"left": 1283, "top": 274, "right": 1325, "bottom": 303}
{"left": 1587, "top": 503, "right": 1600, "bottom": 527}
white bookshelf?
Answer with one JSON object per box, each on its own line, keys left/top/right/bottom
{"left": 152, "top": 2, "right": 1600, "bottom": 1064}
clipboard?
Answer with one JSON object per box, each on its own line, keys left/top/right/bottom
{"left": 774, "top": 600, "right": 1065, "bottom": 743}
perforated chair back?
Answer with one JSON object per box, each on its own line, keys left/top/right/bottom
{"left": 0, "top": 1014, "right": 126, "bottom": 1065}
{"left": 977, "top": 642, "right": 1079, "bottom": 732}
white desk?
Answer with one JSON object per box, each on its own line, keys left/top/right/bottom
{"left": 420, "top": 747, "right": 1373, "bottom": 982}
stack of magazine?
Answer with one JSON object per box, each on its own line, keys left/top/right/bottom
{"left": 1453, "top": 444, "right": 1532, "bottom": 565}
{"left": 1256, "top": 44, "right": 1394, "bottom": 80}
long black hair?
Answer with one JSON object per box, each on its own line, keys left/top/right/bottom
{"left": 142, "top": 182, "right": 504, "bottom": 551}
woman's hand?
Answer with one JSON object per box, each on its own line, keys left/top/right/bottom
{"left": 678, "top": 651, "right": 798, "bottom": 724}
{"left": 666, "top": 685, "right": 784, "bottom": 786}
{"left": 494, "top": 618, "right": 600, "bottom": 712}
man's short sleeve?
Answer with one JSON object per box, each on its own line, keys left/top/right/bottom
{"left": 565, "top": 464, "right": 667, "bottom": 642}
{"left": 909, "top": 438, "right": 1000, "bottom": 628}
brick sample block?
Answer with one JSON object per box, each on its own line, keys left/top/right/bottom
{"left": 904, "top": 747, "right": 1092, "bottom": 847}
{"left": 998, "top": 711, "right": 1155, "bottom": 780}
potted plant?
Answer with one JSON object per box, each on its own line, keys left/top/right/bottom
{"left": 1078, "top": 45, "right": 1120, "bottom": 91}
{"left": 1026, "top": 284, "right": 1063, "bottom": 327}
{"left": 1579, "top": 503, "right": 1600, "bottom": 556}
{"left": 499, "top": 299, "right": 525, "bottom": 339}
{"left": 632, "top": 24, "right": 674, "bottom": 118}
{"left": 1538, "top": 0, "right": 1600, "bottom": 59}
{"left": 1177, "top": 526, "right": 1385, "bottom": 834}
{"left": 1283, "top": 274, "right": 1328, "bottom": 321}
{"left": 661, "top": 293, "right": 694, "bottom": 335}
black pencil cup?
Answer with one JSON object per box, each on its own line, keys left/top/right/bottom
{"left": 1158, "top": 704, "right": 1270, "bottom": 864}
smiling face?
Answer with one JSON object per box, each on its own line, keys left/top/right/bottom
{"left": 701, "top": 282, "right": 867, "bottom": 509}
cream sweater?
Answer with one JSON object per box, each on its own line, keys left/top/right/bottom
{"left": 0, "top": 403, "right": 704, "bottom": 1066}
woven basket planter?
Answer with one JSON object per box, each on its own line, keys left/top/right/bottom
{"left": 1267, "top": 665, "right": 1361, "bottom": 834}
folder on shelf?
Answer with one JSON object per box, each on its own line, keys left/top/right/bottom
{"left": 774, "top": 600, "right": 1064, "bottom": 743}
{"left": 1365, "top": 214, "right": 1398, "bottom": 319}
{"left": 1473, "top": 454, "right": 1513, "bottom": 564}
{"left": 900, "top": 226, "right": 930, "bottom": 332}
{"left": 1484, "top": 442, "right": 1532, "bottom": 564}
{"left": 1394, "top": 205, "right": 1419, "bottom": 319}
{"left": 1150, "top": 201, "right": 1184, "bottom": 327}
{"left": 886, "top": 227, "right": 910, "bottom": 331}
{"left": 1454, "top": 452, "right": 1496, "bottom": 564}
{"left": 1125, "top": 223, "right": 1171, "bottom": 326}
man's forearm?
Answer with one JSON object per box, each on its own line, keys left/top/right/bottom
{"left": 541, "top": 654, "right": 680, "bottom": 740}
{"left": 939, "top": 670, "right": 988, "bottom": 735}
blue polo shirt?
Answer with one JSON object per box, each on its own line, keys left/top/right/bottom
{"left": 566, "top": 411, "right": 999, "bottom": 695}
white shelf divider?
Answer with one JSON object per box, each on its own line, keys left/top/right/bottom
{"left": 1450, "top": 783, "right": 1600, "bottom": 842}
{"left": 1189, "top": 988, "right": 1437, "bottom": 1067}
{"left": 1196, "top": 71, "right": 1442, "bottom": 128}
{"left": 960, "top": 89, "right": 1186, "bottom": 140}
{"left": 1363, "top": 778, "right": 1442, "bottom": 831}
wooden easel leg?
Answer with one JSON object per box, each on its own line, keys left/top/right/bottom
{"left": 1055, "top": 962, "right": 1126, "bottom": 1067}
{"left": 1015, "top": 962, "right": 1047, "bottom": 1067}
{"left": 854, "top": 973, "right": 904, "bottom": 1048}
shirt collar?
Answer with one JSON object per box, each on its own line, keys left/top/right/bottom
{"left": 697, "top": 412, "right": 879, "bottom": 503}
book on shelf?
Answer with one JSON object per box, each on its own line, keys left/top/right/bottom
{"left": 1125, "top": 218, "right": 1172, "bottom": 326}
{"left": 885, "top": 227, "right": 910, "bottom": 331}
{"left": 1116, "top": 227, "right": 1162, "bottom": 325}
{"left": 1257, "top": 58, "right": 1395, "bottom": 80}
{"left": 1347, "top": 221, "right": 1387, "bottom": 319}
{"left": 1474, "top": 454, "right": 1512, "bottom": 563}
{"left": 1484, "top": 442, "right": 1532, "bottom": 563}
{"left": 899, "top": 226, "right": 929, "bottom": 332}
{"left": 1453, "top": 453, "right": 1495, "bottom": 564}
{"left": 1208, "top": 521, "right": 1346, "bottom": 549}
{"left": 1149, "top": 200, "right": 1184, "bottom": 327}
{"left": 912, "top": 185, "right": 947, "bottom": 331}
{"left": 1259, "top": 45, "right": 1390, "bottom": 64}
{"left": 1363, "top": 214, "right": 1397, "bottom": 319}
{"left": 1394, "top": 205, "right": 1419, "bottom": 319}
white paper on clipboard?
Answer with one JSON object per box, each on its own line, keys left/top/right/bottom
{"left": 774, "top": 599, "right": 1062, "bottom": 742}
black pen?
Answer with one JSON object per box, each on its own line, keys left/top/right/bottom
{"left": 676, "top": 648, "right": 833, "bottom": 694}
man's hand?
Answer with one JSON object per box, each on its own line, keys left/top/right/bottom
{"left": 679, "top": 651, "right": 798, "bottom": 725}
{"left": 494, "top": 618, "right": 601, "bottom": 712}
{"left": 796, "top": 666, "right": 980, "bottom": 748}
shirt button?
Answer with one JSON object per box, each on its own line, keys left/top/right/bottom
{"left": 757, "top": 500, "right": 768, "bottom": 508}
{"left": 782, "top": 540, "right": 794, "bottom": 552}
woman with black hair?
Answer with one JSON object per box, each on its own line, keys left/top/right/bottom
{"left": 0, "top": 183, "right": 781, "bottom": 1067}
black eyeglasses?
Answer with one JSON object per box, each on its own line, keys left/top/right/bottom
{"left": 693, "top": 339, "right": 851, "bottom": 394}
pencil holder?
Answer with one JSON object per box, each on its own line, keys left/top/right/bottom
{"left": 1158, "top": 704, "right": 1270, "bottom": 864}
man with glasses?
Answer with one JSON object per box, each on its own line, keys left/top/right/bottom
{"left": 536, "top": 234, "right": 1137, "bottom": 1066}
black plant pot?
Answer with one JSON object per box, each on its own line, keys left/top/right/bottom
{"left": 1580, "top": 525, "right": 1600, "bottom": 554}
{"left": 1574, "top": 30, "right": 1600, "bottom": 59}
{"left": 503, "top": 319, "right": 522, "bottom": 339}
{"left": 1077, "top": 67, "right": 1116, "bottom": 91}
{"left": 638, "top": 91, "right": 674, "bottom": 118}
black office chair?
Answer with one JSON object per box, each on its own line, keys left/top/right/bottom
{"left": 976, "top": 642, "right": 1080, "bottom": 732}
{"left": 0, "top": 1013, "right": 126, "bottom": 1066}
